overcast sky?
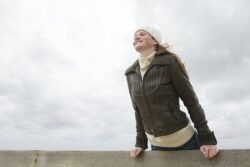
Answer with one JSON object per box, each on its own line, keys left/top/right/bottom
{"left": 0, "top": 0, "right": 249, "bottom": 151}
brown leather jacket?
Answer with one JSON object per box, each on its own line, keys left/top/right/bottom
{"left": 125, "top": 49, "right": 217, "bottom": 149}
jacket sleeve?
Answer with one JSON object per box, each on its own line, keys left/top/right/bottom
{"left": 126, "top": 76, "right": 148, "bottom": 149}
{"left": 168, "top": 57, "right": 217, "bottom": 146}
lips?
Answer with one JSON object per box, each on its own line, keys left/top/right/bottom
{"left": 135, "top": 40, "right": 143, "bottom": 45}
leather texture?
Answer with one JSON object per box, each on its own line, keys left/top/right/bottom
{"left": 125, "top": 49, "right": 217, "bottom": 149}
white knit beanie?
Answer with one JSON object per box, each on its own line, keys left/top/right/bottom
{"left": 135, "top": 26, "right": 163, "bottom": 45}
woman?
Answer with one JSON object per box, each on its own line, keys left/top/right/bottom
{"left": 125, "top": 26, "right": 219, "bottom": 159}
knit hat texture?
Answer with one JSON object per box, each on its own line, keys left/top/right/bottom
{"left": 135, "top": 26, "right": 163, "bottom": 45}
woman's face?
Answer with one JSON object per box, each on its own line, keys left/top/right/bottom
{"left": 133, "top": 30, "right": 157, "bottom": 52}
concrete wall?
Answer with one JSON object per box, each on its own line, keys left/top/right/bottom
{"left": 0, "top": 150, "right": 249, "bottom": 167}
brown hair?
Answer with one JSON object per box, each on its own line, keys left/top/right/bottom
{"left": 156, "top": 44, "right": 188, "bottom": 76}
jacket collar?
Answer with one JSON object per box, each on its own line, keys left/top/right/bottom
{"left": 125, "top": 49, "right": 171, "bottom": 75}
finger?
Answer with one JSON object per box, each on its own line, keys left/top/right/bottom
{"left": 213, "top": 148, "right": 217, "bottom": 157}
{"left": 133, "top": 149, "right": 137, "bottom": 157}
{"left": 200, "top": 149, "right": 206, "bottom": 157}
{"left": 216, "top": 147, "right": 219, "bottom": 154}
{"left": 206, "top": 148, "right": 211, "bottom": 158}
{"left": 201, "top": 146, "right": 208, "bottom": 154}
{"left": 130, "top": 150, "right": 133, "bottom": 158}
{"left": 204, "top": 148, "right": 209, "bottom": 158}
{"left": 131, "top": 149, "right": 135, "bottom": 158}
{"left": 136, "top": 149, "right": 142, "bottom": 157}
{"left": 133, "top": 149, "right": 137, "bottom": 158}
{"left": 213, "top": 147, "right": 219, "bottom": 157}
{"left": 135, "top": 149, "right": 139, "bottom": 157}
{"left": 136, "top": 148, "right": 142, "bottom": 157}
{"left": 205, "top": 150, "right": 209, "bottom": 158}
{"left": 201, "top": 147, "right": 208, "bottom": 157}
{"left": 214, "top": 147, "right": 219, "bottom": 157}
{"left": 202, "top": 149, "right": 207, "bottom": 155}
{"left": 208, "top": 148, "right": 214, "bottom": 158}
{"left": 200, "top": 147, "right": 205, "bottom": 154}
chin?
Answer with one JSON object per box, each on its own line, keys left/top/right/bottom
{"left": 134, "top": 45, "right": 144, "bottom": 52}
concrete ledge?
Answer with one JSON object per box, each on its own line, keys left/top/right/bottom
{"left": 0, "top": 150, "right": 249, "bottom": 167}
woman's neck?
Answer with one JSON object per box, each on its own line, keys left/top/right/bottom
{"left": 139, "top": 48, "right": 155, "bottom": 58}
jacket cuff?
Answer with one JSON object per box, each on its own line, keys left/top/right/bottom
{"left": 135, "top": 136, "right": 148, "bottom": 149}
{"left": 198, "top": 131, "right": 217, "bottom": 146}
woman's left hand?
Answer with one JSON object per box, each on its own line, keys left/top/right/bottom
{"left": 200, "top": 145, "right": 219, "bottom": 159}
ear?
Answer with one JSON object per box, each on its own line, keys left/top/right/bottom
{"left": 153, "top": 40, "right": 158, "bottom": 46}
{"left": 153, "top": 39, "right": 158, "bottom": 45}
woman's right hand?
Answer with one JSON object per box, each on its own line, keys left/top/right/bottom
{"left": 130, "top": 147, "right": 144, "bottom": 158}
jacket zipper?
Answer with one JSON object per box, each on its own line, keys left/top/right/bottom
{"left": 141, "top": 64, "right": 157, "bottom": 135}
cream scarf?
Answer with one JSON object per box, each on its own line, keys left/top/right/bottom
{"left": 138, "top": 51, "right": 156, "bottom": 80}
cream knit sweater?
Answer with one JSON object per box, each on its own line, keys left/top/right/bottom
{"left": 138, "top": 51, "right": 194, "bottom": 147}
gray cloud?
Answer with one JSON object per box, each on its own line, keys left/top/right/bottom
{"left": 133, "top": 0, "right": 250, "bottom": 149}
{"left": 0, "top": 0, "right": 249, "bottom": 150}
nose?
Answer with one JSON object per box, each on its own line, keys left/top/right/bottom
{"left": 134, "top": 36, "right": 142, "bottom": 42}
{"left": 133, "top": 38, "right": 140, "bottom": 45}
{"left": 134, "top": 34, "right": 141, "bottom": 40}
